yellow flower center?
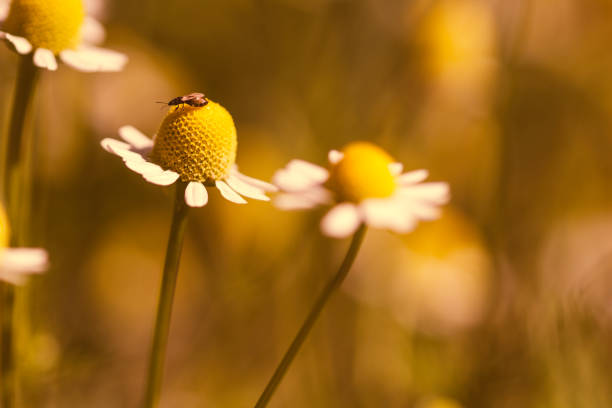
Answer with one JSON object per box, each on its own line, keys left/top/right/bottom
{"left": 328, "top": 141, "right": 397, "bottom": 203}
{"left": 3, "top": 0, "right": 84, "bottom": 53}
{"left": 150, "top": 101, "right": 237, "bottom": 183}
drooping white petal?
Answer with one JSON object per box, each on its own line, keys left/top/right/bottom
{"left": 81, "top": 16, "right": 106, "bottom": 45}
{"left": 273, "top": 184, "right": 332, "bottom": 210}
{"left": 402, "top": 199, "right": 442, "bottom": 221}
{"left": 396, "top": 169, "right": 429, "bottom": 185}
{"left": 60, "top": 45, "right": 127, "bottom": 72}
{"left": 118, "top": 125, "right": 154, "bottom": 150}
{"left": 0, "top": 248, "right": 48, "bottom": 274}
{"left": 388, "top": 162, "right": 404, "bottom": 176}
{"left": 301, "top": 186, "right": 333, "bottom": 205}
{"left": 231, "top": 167, "right": 278, "bottom": 192}
{"left": 1, "top": 33, "right": 33, "bottom": 54}
{"left": 216, "top": 180, "right": 247, "bottom": 204}
{"left": 274, "top": 193, "right": 320, "bottom": 210}
{"left": 286, "top": 159, "right": 329, "bottom": 183}
{"left": 225, "top": 174, "right": 269, "bottom": 201}
{"left": 361, "top": 198, "right": 416, "bottom": 233}
{"left": 100, "top": 138, "right": 131, "bottom": 155}
{"left": 143, "top": 170, "right": 180, "bottom": 186}
{"left": 328, "top": 150, "right": 344, "bottom": 164}
{"left": 320, "top": 203, "right": 362, "bottom": 238}
{"left": 273, "top": 168, "right": 317, "bottom": 192}
{"left": 184, "top": 182, "right": 208, "bottom": 207}
{"left": 124, "top": 159, "right": 164, "bottom": 177}
{"left": 398, "top": 182, "right": 450, "bottom": 204}
{"left": 33, "top": 48, "right": 58, "bottom": 71}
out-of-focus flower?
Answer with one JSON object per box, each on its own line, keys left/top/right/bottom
{"left": 420, "top": 0, "right": 496, "bottom": 87}
{"left": 0, "top": 0, "right": 126, "bottom": 72}
{"left": 101, "top": 98, "right": 277, "bottom": 208}
{"left": 346, "top": 209, "right": 491, "bottom": 334}
{"left": 273, "top": 141, "right": 449, "bottom": 238}
{"left": 0, "top": 205, "right": 48, "bottom": 285}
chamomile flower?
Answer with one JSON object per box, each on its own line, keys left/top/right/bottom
{"left": 100, "top": 97, "right": 277, "bottom": 207}
{"left": 0, "top": 0, "right": 127, "bottom": 72}
{"left": 273, "top": 142, "right": 450, "bottom": 238}
{"left": 0, "top": 206, "right": 48, "bottom": 285}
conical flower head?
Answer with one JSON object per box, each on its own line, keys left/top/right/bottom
{"left": 328, "top": 141, "right": 397, "bottom": 202}
{"left": 150, "top": 101, "right": 237, "bottom": 183}
{"left": 3, "top": 0, "right": 85, "bottom": 53}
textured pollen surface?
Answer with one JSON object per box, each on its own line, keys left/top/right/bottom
{"left": 3, "top": 0, "right": 84, "bottom": 53}
{"left": 150, "top": 101, "right": 237, "bottom": 182}
{"left": 329, "top": 142, "right": 397, "bottom": 203}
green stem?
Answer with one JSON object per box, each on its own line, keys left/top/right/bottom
{"left": 1, "top": 55, "right": 40, "bottom": 408}
{"left": 143, "top": 183, "right": 189, "bottom": 408}
{"left": 254, "top": 225, "right": 367, "bottom": 408}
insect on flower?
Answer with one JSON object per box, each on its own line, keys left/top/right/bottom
{"left": 158, "top": 92, "right": 209, "bottom": 110}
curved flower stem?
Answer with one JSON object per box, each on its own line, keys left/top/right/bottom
{"left": 1, "top": 55, "right": 40, "bottom": 408}
{"left": 143, "top": 183, "right": 189, "bottom": 408}
{"left": 254, "top": 225, "right": 367, "bottom": 408}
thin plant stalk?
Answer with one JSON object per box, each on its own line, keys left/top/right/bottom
{"left": 143, "top": 183, "right": 189, "bottom": 408}
{"left": 254, "top": 225, "right": 367, "bottom": 408}
{"left": 1, "top": 55, "right": 40, "bottom": 408}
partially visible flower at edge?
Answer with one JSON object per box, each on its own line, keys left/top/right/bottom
{"left": 0, "top": 205, "right": 48, "bottom": 285}
{"left": 101, "top": 98, "right": 278, "bottom": 207}
{"left": 273, "top": 141, "right": 450, "bottom": 238}
{"left": 0, "top": 0, "right": 127, "bottom": 72}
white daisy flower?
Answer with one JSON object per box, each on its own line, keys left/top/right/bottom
{"left": 273, "top": 142, "right": 450, "bottom": 238}
{"left": 0, "top": 207, "right": 48, "bottom": 285}
{"left": 0, "top": 0, "right": 127, "bottom": 72}
{"left": 100, "top": 96, "right": 277, "bottom": 207}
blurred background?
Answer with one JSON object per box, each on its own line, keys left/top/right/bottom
{"left": 2, "top": 0, "right": 612, "bottom": 406}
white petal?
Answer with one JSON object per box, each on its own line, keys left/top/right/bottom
{"left": 320, "top": 203, "right": 362, "bottom": 238}
{"left": 1, "top": 248, "right": 48, "bottom": 274}
{"left": 361, "top": 198, "right": 416, "bottom": 233}
{"left": 118, "top": 125, "right": 154, "bottom": 150}
{"left": 60, "top": 45, "right": 127, "bottom": 72}
{"left": 124, "top": 159, "right": 164, "bottom": 176}
{"left": 301, "top": 186, "right": 333, "bottom": 205}
{"left": 216, "top": 180, "right": 247, "bottom": 204}
{"left": 397, "top": 169, "right": 429, "bottom": 185}
{"left": 101, "top": 138, "right": 148, "bottom": 162}
{"left": 143, "top": 170, "right": 180, "bottom": 186}
{"left": 388, "top": 162, "right": 404, "bottom": 176}
{"left": 1, "top": 33, "right": 33, "bottom": 54}
{"left": 398, "top": 182, "right": 450, "bottom": 204}
{"left": 225, "top": 174, "right": 269, "bottom": 201}
{"left": 401, "top": 199, "right": 442, "bottom": 221}
{"left": 274, "top": 193, "right": 319, "bottom": 210}
{"left": 287, "top": 159, "right": 329, "bottom": 182}
{"left": 273, "top": 168, "right": 315, "bottom": 192}
{"left": 100, "top": 138, "right": 130, "bottom": 155}
{"left": 184, "top": 182, "right": 208, "bottom": 207}
{"left": 81, "top": 16, "right": 106, "bottom": 45}
{"left": 231, "top": 168, "right": 278, "bottom": 192}
{"left": 328, "top": 150, "right": 344, "bottom": 164}
{"left": 33, "top": 48, "right": 58, "bottom": 71}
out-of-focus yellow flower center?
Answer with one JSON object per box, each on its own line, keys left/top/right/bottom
{"left": 150, "top": 101, "right": 237, "bottom": 183}
{"left": 0, "top": 206, "right": 10, "bottom": 249}
{"left": 328, "top": 141, "right": 396, "bottom": 202}
{"left": 3, "top": 0, "right": 84, "bottom": 53}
